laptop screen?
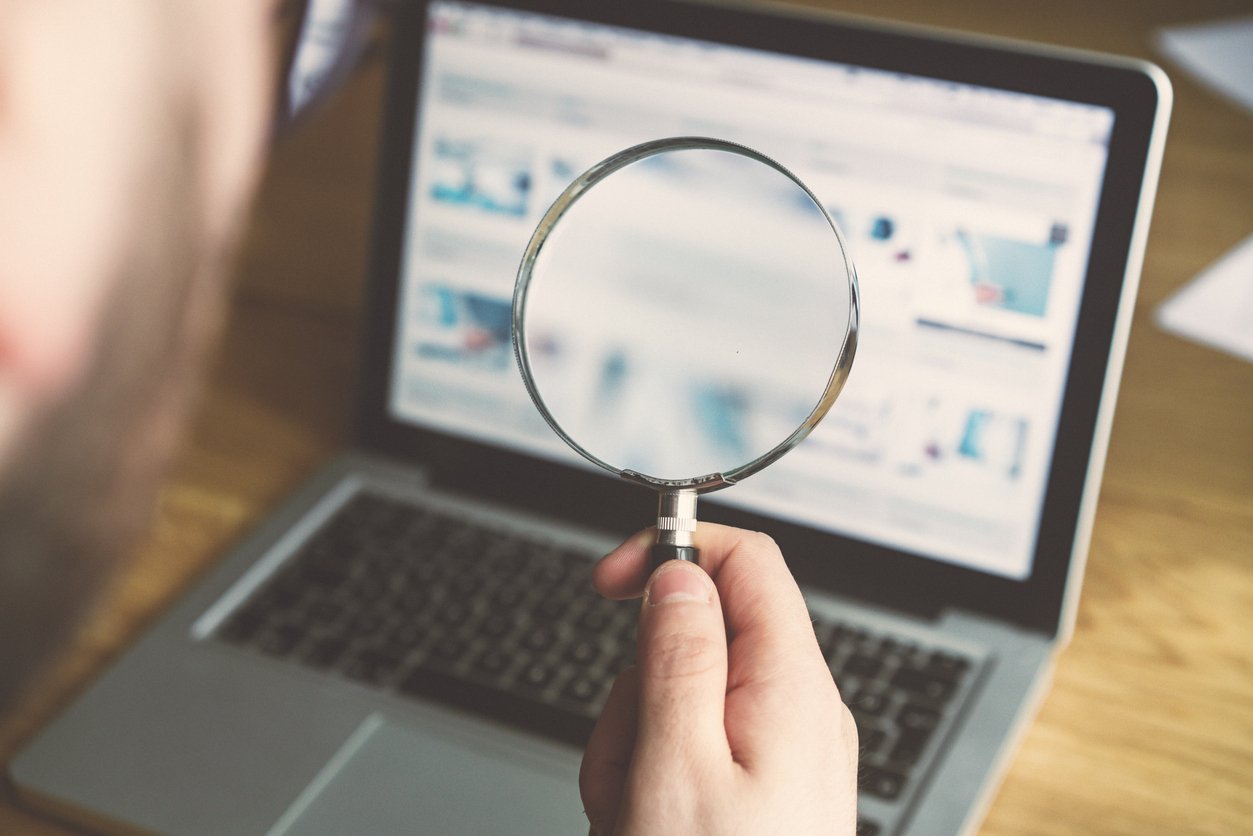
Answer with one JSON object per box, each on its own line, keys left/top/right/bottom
{"left": 385, "top": 0, "right": 1115, "bottom": 582}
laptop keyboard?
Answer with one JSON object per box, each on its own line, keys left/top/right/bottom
{"left": 214, "top": 490, "right": 976, "bottom": 832}
{"left": 216, "top": 491, "right": 635, "bottom": 745}
{"left": 818, "top": 622, "right": 972, "bottom": 809}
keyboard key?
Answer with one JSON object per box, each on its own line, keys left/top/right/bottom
{"left": 449, "top": 572, "right": 483, "bottom": 598}
{"left": 256, "top": 624, "right": 302, "bottom": 658}
{"left": 529, "top": 558, "right": 570, "bottom": 586}
{"left": 435, "top": 599, "right": 472, "bottom": 626}
{"left": 924, "top": 651, "right": 971, "bottom": 681}
{"left": 386, "top": 619, "right": 427, "bottom": 650}
{"left": 476, "top": 612, "right": 515, "bottom": 639}
{"left": 346, "top": 609, "right": 389, "bottom": 639}
{"left": 297, "top": 557, "right": 348, "bottom": 589}
{"left": 518, "top": 661, "right": 555, "bottom": 692}
{"left": 848, "top": 689, "right": 889, "bottom": 716}
{"left": 890, "top": 726, "right": 933, "bottom": 766}
{"left": 859, "top": 765, "right": 906, "bottom": 800}
{"left": 856, "top": 818, "right": 882, "bottom": 836}
{"left": 343, "top": 647, "right": 405, "bottom": 685}
{"left": 472, "top": 648, "right": 513, "bottom": 677}
{"left": 351, "top": 572, "right": 389, "bottom": 601}
{"left": 531, "top": 596, "right": 573, "bottom": 623}
{"left": 432, "top": 634, "right": 470, "bottom": 662}
{"left": 562, "top": 676, "right": 601, "bottom": 705}
{"left": 304, "top": 598, "right": 345, "bottom": 625}
{"left": 218, "top": 610, "right": 264, "bottom": 644}
{"left": 842, "top": 654, "right": 884, "bottom": 679}
{"left": 891, "top": 668, "right": 956, "bottom": 703}
{"left": 577, "top": 601, "right": 618, "bottom": 633}
{"left": 898, "top": 703, "right": 941, "bottom": 731}
{"left": 303, "top": 636, "right": 349, "bottom": 669}
{"left": 523, "top": 625, "right": 556, "bottom": 652}
{"left": 405, "top": 559, "right": 443, "bottom": 587}
{"left": 394, "top": 587, "right": 430, "bottom": 615}
{"left": 492, "top": 584, "right": 526, "bottom": 609}
{"left": 565, "top": 638, "right": 601, "bottom": 666}
{"left": 399, "top": 663, "right": 595, "bottom": 746}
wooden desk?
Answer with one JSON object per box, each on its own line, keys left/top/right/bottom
{"left": 3, "top": 1, "right": 1250, "bottom": 832}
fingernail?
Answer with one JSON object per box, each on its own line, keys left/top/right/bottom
{"left": 645, "top": 562, "right": 713, "bottom": 606}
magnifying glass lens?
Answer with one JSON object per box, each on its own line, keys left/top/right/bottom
{"left": 514, "top": 139, "right": 857, "bottom": 565}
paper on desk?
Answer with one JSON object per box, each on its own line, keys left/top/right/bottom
{"left": 1156, "top": 16, "right": 1253, "bottom": 114}
{"left": 1156, "top": 234, "right": 1253, "bottom": 363}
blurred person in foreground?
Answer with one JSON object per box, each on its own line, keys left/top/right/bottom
{"left": 0, "top": 2, "right": 857, "bottom": 832}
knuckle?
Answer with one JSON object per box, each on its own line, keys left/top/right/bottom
{"left": 642, "top": 629, "right": 721, "bottom": 682}
{"left": 745, "top": 529, "right": 780, "bottom": 555}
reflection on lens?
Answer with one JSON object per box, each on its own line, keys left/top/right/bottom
{"left": 515, "top": 138, "right": 856, "bottom": 488}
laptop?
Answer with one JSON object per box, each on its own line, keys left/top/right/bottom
{"left": 9, "top": 1, "right": 1170, "bottom": 833}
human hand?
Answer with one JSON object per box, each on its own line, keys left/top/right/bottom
{"left": 580, "top": 524, "right": 859, "bottom": 835}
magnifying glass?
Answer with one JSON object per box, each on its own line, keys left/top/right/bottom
{"left": 512, "top": 137, "right": 858, "bottom": 568}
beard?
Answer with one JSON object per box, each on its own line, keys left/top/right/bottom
{"left": 0, "top": 119, "right": 239, "bottom": 713}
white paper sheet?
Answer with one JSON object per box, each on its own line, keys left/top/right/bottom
{"left": 1156, "top": 234, "right": 1253, "bottom": 363}
{"left": 1156, "top": 16, "right": 1253, "bottom": 114}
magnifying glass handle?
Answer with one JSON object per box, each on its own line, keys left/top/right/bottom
{"left": 652, "top": 489, "right": 700, "bottom": 569}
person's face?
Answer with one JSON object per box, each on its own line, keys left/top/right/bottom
{"left": 0, "top": 1, "right": 276, "bottom": 710}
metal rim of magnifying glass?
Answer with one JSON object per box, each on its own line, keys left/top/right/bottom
{"left": 511, "top": 135, "right": 860, "bottom": 494}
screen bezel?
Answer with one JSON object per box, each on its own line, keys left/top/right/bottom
{"left": 356, "top": 0, "right": 1165, "bottom": 636}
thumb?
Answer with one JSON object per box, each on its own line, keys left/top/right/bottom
{"left": 630, "top": 560, "right": 731, "bottom": 781}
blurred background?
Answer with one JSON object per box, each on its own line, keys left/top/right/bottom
{"left": 1, "top": 1, "right": 1249, "bottom": 833}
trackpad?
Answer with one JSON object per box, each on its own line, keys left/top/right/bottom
{"left": 267, "top": 714, "right": 585, "bottom": 836}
